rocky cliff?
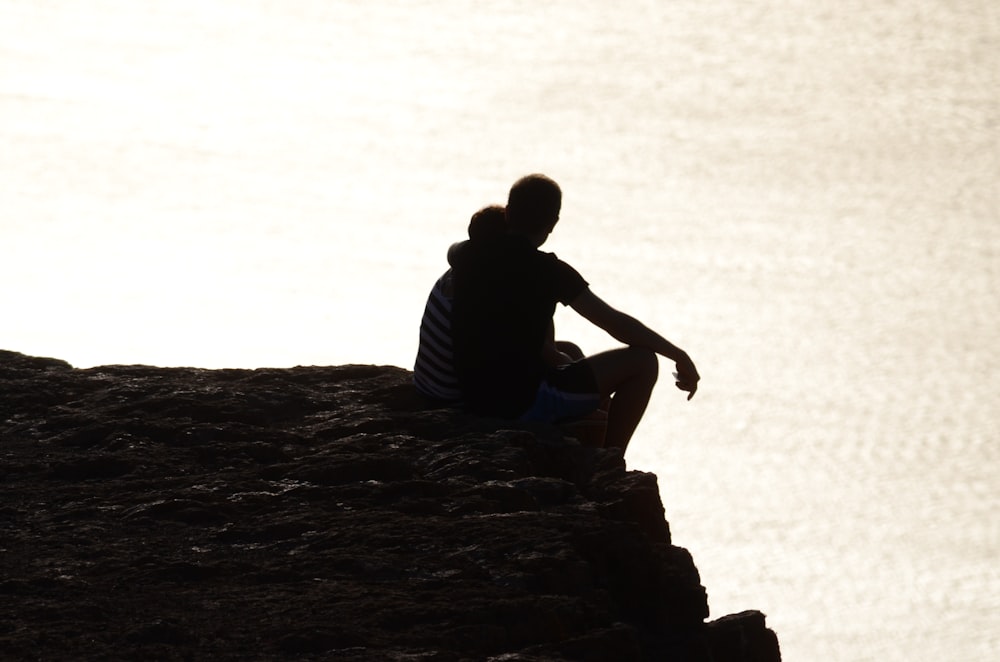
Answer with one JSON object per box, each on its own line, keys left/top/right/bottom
{"left": 0, "top": 350, "right": 779, "bottom": 661}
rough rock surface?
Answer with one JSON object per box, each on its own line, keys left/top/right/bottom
{"left": 0, "top": 350, "right": 779, "bottom": 661}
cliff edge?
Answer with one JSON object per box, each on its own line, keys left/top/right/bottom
{"left": 0, "top": 350, "right": 779, "bottom": 661}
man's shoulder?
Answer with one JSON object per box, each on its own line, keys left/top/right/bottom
{"left": 538, "top": 248, "right": 572, "bottom": 267}
{"left": 536, "top": 248, "right": 582, "bottom": 275}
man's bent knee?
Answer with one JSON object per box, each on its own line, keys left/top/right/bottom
{"left": 586, "top": 346, "right": 658, "bottom": 396}
{"left": 628, "top": 346, "right": 658, "bottom": 382}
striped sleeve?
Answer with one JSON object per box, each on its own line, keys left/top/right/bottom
{"left": 413, "top": 272, "right": 462, "bottom": 402}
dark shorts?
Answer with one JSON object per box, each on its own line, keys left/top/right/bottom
{"left": 518, "top": 359, "right": 602, "bottom": 424}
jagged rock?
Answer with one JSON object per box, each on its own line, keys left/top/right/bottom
{"left": 0, "top": 350, "right": 779, "bottom": 661}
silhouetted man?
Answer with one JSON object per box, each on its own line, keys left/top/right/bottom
{"left": 449, "top": 174, "right": 699, "bottom": 450}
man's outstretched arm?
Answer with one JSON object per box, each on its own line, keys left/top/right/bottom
{"left": 569, "top": 287, "right": 700, "bottom": 399}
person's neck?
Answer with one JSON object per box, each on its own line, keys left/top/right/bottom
{"left": 508, "top": 230, "right": 548, "bottom": 248}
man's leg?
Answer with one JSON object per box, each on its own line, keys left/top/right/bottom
{"left": 584, "top": 347, "right": 659, "bottom": 450}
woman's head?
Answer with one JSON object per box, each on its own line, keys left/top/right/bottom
{"left": 468, "top": 205, "right": 507, "bottom": 241}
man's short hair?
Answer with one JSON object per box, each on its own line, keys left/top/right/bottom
{"left": 506, "top": 174, "right": 562, "bottom": 235}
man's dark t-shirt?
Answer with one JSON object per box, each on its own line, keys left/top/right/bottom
{"left": 449, "top": 234, "right": 588, "bottom": 418}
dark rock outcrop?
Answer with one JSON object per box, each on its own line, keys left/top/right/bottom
{"left": 0, "top": 350, "right": 779, "bottom": 661}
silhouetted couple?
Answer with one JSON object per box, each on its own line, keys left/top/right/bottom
{"left": 415, "top": 174, "right": 699, "bottom": 451}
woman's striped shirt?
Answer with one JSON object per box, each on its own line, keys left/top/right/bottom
{"left": 413, "top": 271, "right": 462, "bottom": 402}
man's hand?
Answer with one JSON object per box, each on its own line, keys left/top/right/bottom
{"left": 672, "top": 355, "right": 700, "bottom": 400}
{"left": 541, "top": 343, "right": 575, "bottom": 368}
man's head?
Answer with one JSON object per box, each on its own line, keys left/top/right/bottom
{"left": 505, "top": 174, "right": 562, "bottom": 241}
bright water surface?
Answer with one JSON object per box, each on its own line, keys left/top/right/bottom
{"left": 3, "top": 1, "right": 999, "bottom": 659}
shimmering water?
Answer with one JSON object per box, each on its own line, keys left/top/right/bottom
{"left": 3, "top": 1, "right": 998, "bottom": 659}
